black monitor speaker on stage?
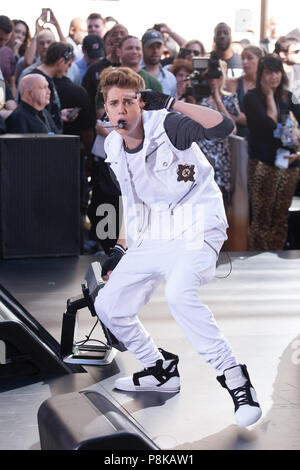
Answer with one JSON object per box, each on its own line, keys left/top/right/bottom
{"left": 0, "top": 134, "right": 81, "bottom": 259}
{"left": 0, "top": 283, "right": 82, "bottom": 382}
{"left": 38, "top": 390, "right": 158, "bottom": 450}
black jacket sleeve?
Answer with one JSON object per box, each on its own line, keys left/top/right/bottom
{"left": 164, "top": 112, "right": 234, "bottom": 150}
{"left": 243, "top": 90, "right": 277, "bottom": 133}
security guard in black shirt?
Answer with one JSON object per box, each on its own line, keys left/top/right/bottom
{"left": 6, "top": 74, "right": 58, "bottom": 134}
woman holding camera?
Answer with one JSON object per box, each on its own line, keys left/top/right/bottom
{"left": 197, "top": 60, "right": 240, "bottom": 207}
{"left": 244, "top": 54, "right": 300, "bottom": 251}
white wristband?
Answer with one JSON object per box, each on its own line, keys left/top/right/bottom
{"left": 114, "top": 244, "right": 127, "bottom": 255}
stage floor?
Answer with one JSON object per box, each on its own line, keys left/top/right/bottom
{"left": 1, "top": 250, "right": 300, "bottom": 451}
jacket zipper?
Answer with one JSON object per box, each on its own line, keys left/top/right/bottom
{"left": 169, "top": 183, "right": 198, "bottom": 215}
{"left": 138, "top": 201, "right": 150, "bottom": 233}
{"left": 137, "top": 201, "right": 145, "bottom": 233}
{"left": 145, "top": 141, "right": 165, "bottom": 161}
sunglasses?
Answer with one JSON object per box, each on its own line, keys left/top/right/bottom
{"left": 185, "top": 49, "right": 201, "bottom": 56}
{"left": 63, "top": 49, "right": 73, "bottom": 61}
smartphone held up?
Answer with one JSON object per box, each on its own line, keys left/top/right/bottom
{"left": 40, "top": 8, "right": 50, "bottom": 24}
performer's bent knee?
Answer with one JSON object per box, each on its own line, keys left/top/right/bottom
{"left": 94, "top": 292, "right": 111, "bottom": 325}
{"left": 164, "top": 283, "right": 186, "bottom": 306}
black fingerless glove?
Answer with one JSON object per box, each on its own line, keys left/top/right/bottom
{"left": 139, "top": 90, "right": 175, "bottom": 111}
{"left": 101, "top": 244, "right": 126, "bottom": 277}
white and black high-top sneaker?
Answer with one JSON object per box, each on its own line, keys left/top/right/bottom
{"left": 217, "top": 364, "right": 262, "bottom": 427}
{"left": 114, "top": 349, "right": 180, "bottom": 393}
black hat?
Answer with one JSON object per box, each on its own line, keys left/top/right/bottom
{"left": 82, "top": 34, "right": 104, "bottom": 59}
{"left": 142, "top": 30, "right": 164, "bottom": 47}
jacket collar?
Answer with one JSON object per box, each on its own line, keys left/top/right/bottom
{"left": 105, "top": 109, "right": 168, "bottom": 163}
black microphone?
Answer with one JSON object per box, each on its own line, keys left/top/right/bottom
{"left": 117, "top": 119, "right": 126, "bottom": 129}
{"left": 100, "top": 119, "right": 126, "bottom": 129}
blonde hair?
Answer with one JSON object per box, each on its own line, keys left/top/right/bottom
{"left": 100, "top": 66, "right": 145, "bottom": 102}
{"left": 219, "top": 60, "right": 231, "bottom": 96}
{"left": 183, "top": 39, "right": 206, "bottom": 55}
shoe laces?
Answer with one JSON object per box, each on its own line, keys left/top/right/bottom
{"left": 232, "top": 385, "right": 250, "bottom": 407}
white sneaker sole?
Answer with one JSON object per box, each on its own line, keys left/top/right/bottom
{"left": 114, "top": 377, "right": 181, "bottom": 393}
{"left": 236, "top": 407, "right": 262, "bottom": 427}
{"left": 114, "top": 384, "right": 181, "bottom": 393}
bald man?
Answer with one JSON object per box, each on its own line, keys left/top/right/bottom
{"left": 67, "top": 18, "right": 87, "bottom": 61}
{"left": 260, "top": 16, "right": 280, "bottom": 53}
{"left": 6, "top": 73, "right": 57, "bottom": 133}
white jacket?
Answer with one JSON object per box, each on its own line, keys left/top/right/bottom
{"left": 104, "top": 109, "right": 228, "bottom": 248}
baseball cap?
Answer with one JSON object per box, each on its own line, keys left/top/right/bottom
{"left": 82, "top": 34, "right": 104, "bottom": 59}
{"left": 142, "top": 30, "right": 164, "bottom": 47}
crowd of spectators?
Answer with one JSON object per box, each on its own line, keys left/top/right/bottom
{"left": 0, "top": 9, "right": 300, "bottom": 254}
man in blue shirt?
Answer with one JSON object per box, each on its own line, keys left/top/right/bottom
{"left": 75, "top": 34, "right": 104, "bottom": 83}
{"left": 142, "top": 30, "right": 177, "bottom": 97}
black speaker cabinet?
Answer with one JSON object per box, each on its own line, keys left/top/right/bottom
{"left": 0, "top": 134, "right": 81, "bottom": 259}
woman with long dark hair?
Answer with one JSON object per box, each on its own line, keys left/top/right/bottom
{"left": 244, "top": 54, "right": 300, "bottom": 250}
{"left": 8, "top": 20, "right": 32, "bottom": 81}
{"left": 11, "top": 20, "right": 31, "bottom": 59}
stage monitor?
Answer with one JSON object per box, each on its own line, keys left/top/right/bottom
{"left": 0, "top": 284, "right": 83, "bottom": 382}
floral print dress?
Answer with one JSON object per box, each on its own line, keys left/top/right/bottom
{"left": 198, "top": 93, "right": 240, "bottom": 207}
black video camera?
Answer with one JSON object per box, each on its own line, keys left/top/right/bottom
{"left": 185, "top": 52, "right": 223, "bottom": 101}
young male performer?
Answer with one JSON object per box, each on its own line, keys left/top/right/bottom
{"left": 94, "top": 66, "right": 262, "bottom": 427}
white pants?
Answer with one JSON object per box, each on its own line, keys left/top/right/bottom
{"left": 94, "top": 231, "right": 237, "bottom": 375}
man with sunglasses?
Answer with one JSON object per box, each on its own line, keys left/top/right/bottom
{"left": 30, "top": 42, "right": 77, "bottom": 131}
{"left": 182, "top": 47, "right": 201, "bottom": 59}
{"left": 275, "top": 36, "right": 300, "bottom": 103}
{"left": 178, "top": 40, "right": 206, "bottom": 62}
